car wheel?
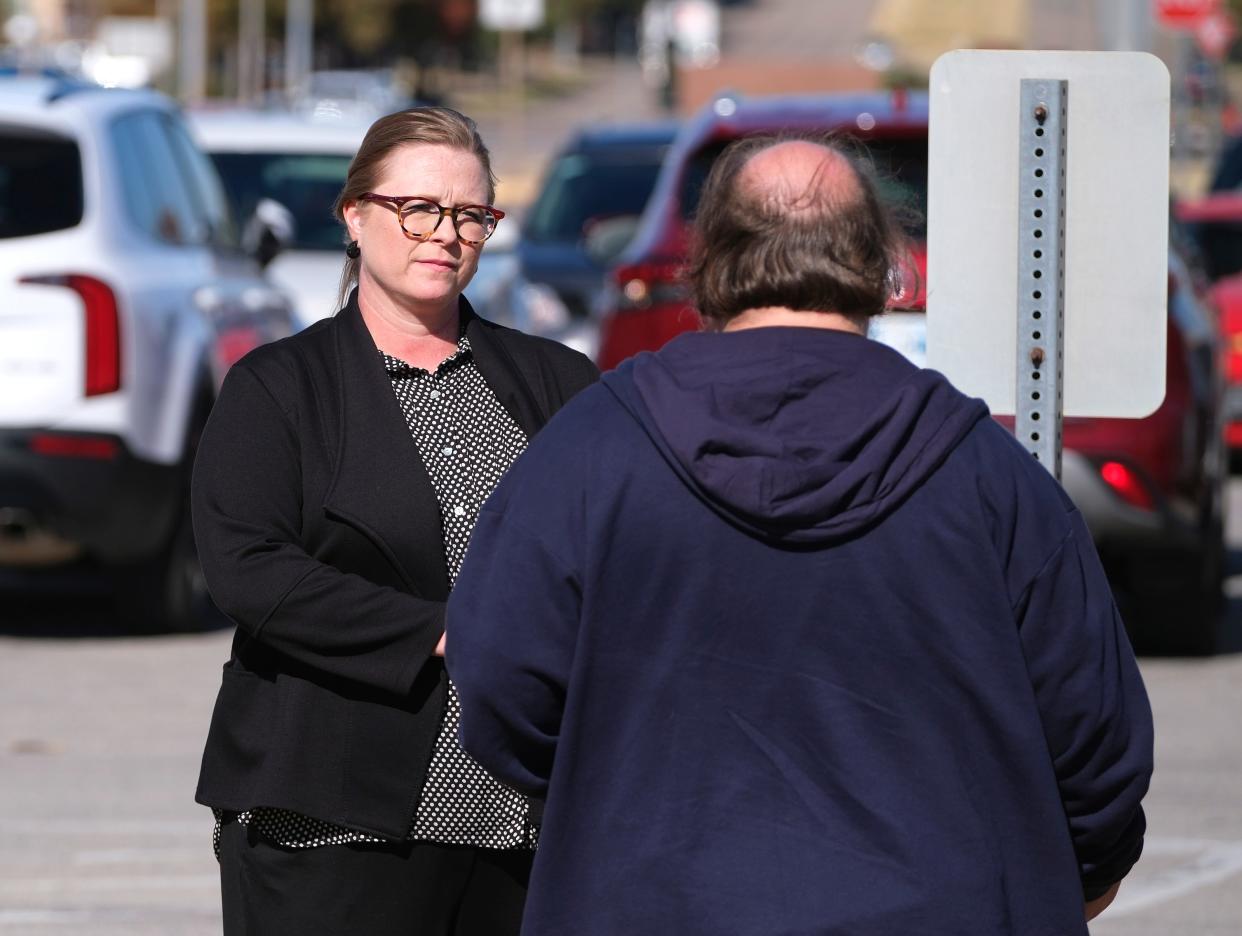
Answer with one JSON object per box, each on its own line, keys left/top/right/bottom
{"left": 114, "top": 501, "right": 225, "bottom": 634}
{"left": 1185, "top": 520, "right": 1225, "bottom": 656}
{"left": 1123, "top": 528, "right": 1223, "bottom": 657}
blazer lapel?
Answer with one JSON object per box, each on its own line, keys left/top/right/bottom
{"left": 462, "top": 298, "right": 548, "bottom": 438}
{"left": 322, "top": 294, "right": 449, "bottom": 599}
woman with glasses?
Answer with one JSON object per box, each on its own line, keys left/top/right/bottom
{"left": 190, "top": 106, "right": 598, "bottom": 935}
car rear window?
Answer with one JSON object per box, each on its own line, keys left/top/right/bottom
{"left": 524, "top": 150, "right": 667, "bottom": 243}
{"left": 678, "top": 134, "right": 929, "bottom": 236}
{"left": 209, "top": 152, "right": 353, "bottom": 251}
{"left": 0, "top": 128, "right": 83, "bottom": 238}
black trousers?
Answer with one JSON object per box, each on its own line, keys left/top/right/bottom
{"left": 218, "top": 815, "right": 533, "bottom": 936}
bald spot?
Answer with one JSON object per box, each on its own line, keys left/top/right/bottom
{"left": 736, "top": 141, "right": 863, "bottom": 216}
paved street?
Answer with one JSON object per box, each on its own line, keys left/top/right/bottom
{"left": 0, "top": 618, "right": 228, "bottom": 933}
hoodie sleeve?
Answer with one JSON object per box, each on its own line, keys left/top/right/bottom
{"left": 445, "top": 479, "right": 583, "bottom": 797}
{"left": 1013, "top": 509, "right": 1154, "bottom": 899}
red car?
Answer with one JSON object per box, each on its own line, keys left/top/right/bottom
{"left": 597, "top": 92, "right": 929, "bottom": 368}
{"left": 596, "top": 91, "right": 1225, "bottom": 654}
{"left": 1175, "top": 190, "right": 1242, "bottom": 458}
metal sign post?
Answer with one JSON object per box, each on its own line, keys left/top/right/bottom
{"left": 1015, "top": 80, "right": 1068, "bottom": 478}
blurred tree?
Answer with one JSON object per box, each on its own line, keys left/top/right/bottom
{"left": 557, "top": 0, "right": 642, "bottom": 54}
{"left": 97, "top": 0, "right": 647, "bottom": 97}
{"left": 566, "top": 0, "right": 643, "bottom": 14}
{"left": 1220, "top": 0, "right": 1242, "bottom": 64}
{"left": 322, "top": 0, "right": 403, "bottom": 57}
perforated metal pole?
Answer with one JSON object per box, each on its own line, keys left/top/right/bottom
{"left": 1015, "top": 79, "right": 1068, "bottom": 480}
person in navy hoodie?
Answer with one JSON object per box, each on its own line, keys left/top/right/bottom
{"left": 445, "top": 133, "right": 1153, "bottom": 936}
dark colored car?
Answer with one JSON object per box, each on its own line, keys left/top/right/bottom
{"left": 1191, "top": 132, "right": 1242, "bottom": 282}
{"left": 519, "top": 121, "right": 678, "bottom": 320}
{"left": 597, "top": 90, "right": 1225, "bottom": 654}
{"left": 1177, "top": 136, "right": 1242, "bottom": 462}
{"left": 1049, "top": 242, "right": 1224, "bottom": 655}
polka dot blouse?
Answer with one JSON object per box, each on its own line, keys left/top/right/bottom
{"left": 212, "top": 331, "right": 536, "bottom": 857}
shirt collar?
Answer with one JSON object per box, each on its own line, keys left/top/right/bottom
{"left": 380, "top": 331, "right": 473, "bottom": 379}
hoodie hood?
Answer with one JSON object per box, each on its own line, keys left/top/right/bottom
{"left": 603, "top": 327, "right": 988, "bottom": 544}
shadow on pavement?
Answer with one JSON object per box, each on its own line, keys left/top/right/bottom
{"left": 1126, "top": 546, "right": 1242, "bottom": 658}
{"left": 1219, "top": 602, "right": 1242, "bottom": 655}
{"left": 4, "top": 593, "right": 122, "bottom": 637}
{"left": 7, "top": 550, "right": 1241, "bottom": 650}
{"left": 1, "top": 591, "right": 231, "bottom": 639}
{"left": 1217, "top": 547, "right": 1242, "bottom": 655}
{"left": 2, "top": 592, "right": 148, "bottom": 638}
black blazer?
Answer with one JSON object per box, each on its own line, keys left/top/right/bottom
{"left": 192, "top": 292, "right": 598, "bottom": 838}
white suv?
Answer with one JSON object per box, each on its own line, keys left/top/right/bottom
{"left": 0, "top": 75, "right": 294, "bottom": 630}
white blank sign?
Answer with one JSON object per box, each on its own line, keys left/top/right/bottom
{"left": 926, "top": 50, "right": 1170, "bottom": 417}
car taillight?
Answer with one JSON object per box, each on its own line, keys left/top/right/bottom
{"left": 610, "top": 261, "right": 690, "bottom": 312}
{"left": 1227, "top": 332, "right": 1242, "bottom": 384}
{"left": 597, "top": 261, "right": 697, "bottom": 369}
{"left": 19, "top": 274, "right": 121, "bottom": 396}
{"left": 28, "top": 432, "right": 120, "bottom": 460}
{"left": 1100, "top": 460, "right": 1156, "bottom": 511}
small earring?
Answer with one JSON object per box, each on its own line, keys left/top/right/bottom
{"left": 345, "top": 240, "right": 361, "bottom": 259}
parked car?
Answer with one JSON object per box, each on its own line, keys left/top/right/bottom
{"left": 596, "top": 92, "right": 928, "bottom": 370}
{"left": 520, "top": 120, "right": 678, "bottom": 320}
{"left": 1169, "top": 132, "right": 1242, "bottom": 469}
{"left": 1000, "top": 241, "right": 1223, "bottom": 655}
{"left": 598, "top": 90, "right": 1224, "bottom": 654}
{"left": 1190, "top": 130, "right": 1242, "bottom": 283}
{"left": 1176, "top": 184, "right": 1242, "bottom": 465}
{"left": 190, "top": 107, "right": 587, "bottom": 352}
{"left": 471, "top": 223, "right": 597, "bottom": 358}
{"left": 0, "top": 76, "right": 295, "bottom": 630}
{"left": 189, "top": 108, "right": 370, "bottom": 328}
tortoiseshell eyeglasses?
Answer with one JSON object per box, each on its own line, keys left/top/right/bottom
{"left": 358, "top": 193, "right": 505, "bottom": 246}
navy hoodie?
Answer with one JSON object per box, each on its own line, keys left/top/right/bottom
{"left": 447, "top": 327, "right": 1153, "bottom": 936}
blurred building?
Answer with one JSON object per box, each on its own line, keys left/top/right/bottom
{"left": 668, "top": 0, "right": 1194, "bottom": 115}
{"left": 869, "top": 0, "right": 1027, "bottom": 72}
